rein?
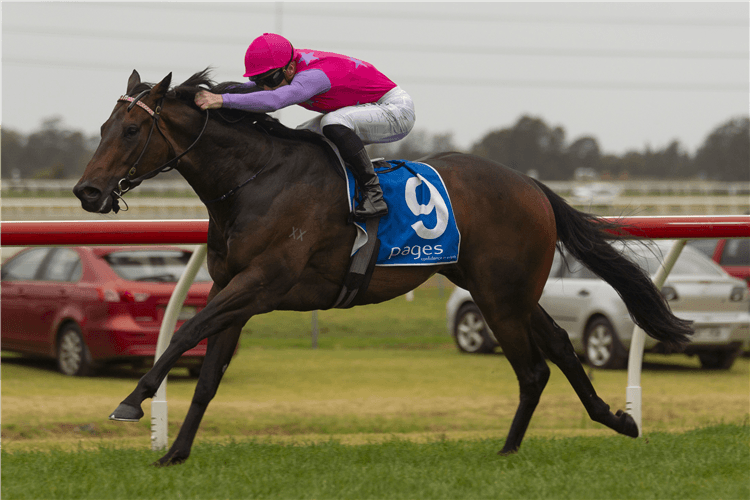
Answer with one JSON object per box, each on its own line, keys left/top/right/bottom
{"left": 200, "top": 120, "right": 274, "bottom": 205}
{"left": 200, "top": 141, "right": 274, "bottom": 204}
{"left": 111, "top": 90, "right": 209, "bottom": 213}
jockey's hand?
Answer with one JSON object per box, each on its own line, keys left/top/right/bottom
{"left": 195, "top": 91, "right": 223, "bottom": 110}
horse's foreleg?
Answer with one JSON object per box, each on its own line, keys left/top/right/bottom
{"left": 110, "top": 269, "right": 284, "bottom": 422}
{"left": 153, "top": 325, "right": 242, "bottom": 466}
{"left": 530, "top": 305, "right": 639, "bottom": 437}
{"left": 108, "top": 309, "right": 230, "bottom": 422}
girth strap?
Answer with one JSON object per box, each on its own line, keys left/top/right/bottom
{"left": 331, "top": 216, "right": 382, "bottom": 309}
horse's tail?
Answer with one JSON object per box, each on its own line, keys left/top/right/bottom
{"left": 533, "top": 179, "right": 693, "bottom": 349}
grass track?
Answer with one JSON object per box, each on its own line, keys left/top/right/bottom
{"left": 4, "top": 349, "right": 748, "bottom": 447}
{"left": 2, "top": 424, "right": 748, "bottom": 499}
{"left": 3, "top": 287, "right": 749, "bottom": 498}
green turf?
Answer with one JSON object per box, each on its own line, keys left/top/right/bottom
{"left": 3, "top": 285, "right": 749, "bottom": 498}
{"left": 240, "top": 284, "right": 453, "bottom": 350}
{"left": 2, "top": 424, "right": 747, "bottom": 499}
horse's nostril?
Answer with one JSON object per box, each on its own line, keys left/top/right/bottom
{"left": 73, "top": 183, "right": 102, "bottom": 202}
{"left": 83, "top": 187, "right": 102, "bottom": 199}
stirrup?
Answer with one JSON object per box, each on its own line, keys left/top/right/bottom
{"left": 354, "top": 198, "right": 388, "bottom": 221}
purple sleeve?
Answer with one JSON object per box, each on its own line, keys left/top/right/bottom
{"left": 222, "top": 70, "right": 331, "bottom": 113}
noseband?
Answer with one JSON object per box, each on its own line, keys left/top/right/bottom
{"left": 112, "top": 90, "right": 209, "bottom": 212}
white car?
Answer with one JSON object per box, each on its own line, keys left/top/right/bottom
{"left": 446, "top": 240, "right": 750, "bottom": 370}
{"left": 570, "top": 182, "right": 623, "bottom": 204}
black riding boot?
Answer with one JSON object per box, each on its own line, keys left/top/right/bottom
{"left": 348, "top": 148, "right": 388, "bottom": 220}
{"left": 322, "top": 124, "right": 388, "bottom": 220}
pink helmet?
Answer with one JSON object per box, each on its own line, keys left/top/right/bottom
{"left": 243, "top": 33, "right": 294, "bottom": 77}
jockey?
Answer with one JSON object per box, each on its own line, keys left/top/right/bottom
{"left": 195, "top": 33, "right": 416, "bottom": 220}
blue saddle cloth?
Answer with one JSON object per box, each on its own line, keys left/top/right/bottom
{"left": 347, "top": 160, "right": 461, "bottom": 266}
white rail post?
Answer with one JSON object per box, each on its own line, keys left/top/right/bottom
{"left": 311, "top": 310, "right": 319, "bottom": 349}
{"left": 626, "top": 238, "right": 687, "bottom": 437}
{"left": 151, "top": 244, "right": 208, "bottom": 451}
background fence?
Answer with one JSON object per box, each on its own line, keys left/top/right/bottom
{"left": 4, "top": 179, "right": 749, "bottom": 196}
{"left": 3, "top": 180, "right": 749, "bottom": 220}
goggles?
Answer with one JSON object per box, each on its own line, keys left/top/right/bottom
{"left": 250, "top": 67, "right": 286, "bottom": 88}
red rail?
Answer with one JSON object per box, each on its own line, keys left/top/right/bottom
{"left": 1, "top": 216, "right": 748, "bottom": 247}
{"left": 606, "top": 215, "right": 750, "bottom": 239}
{"left": 1, "top": 219, "right": 210, "bottom": 246}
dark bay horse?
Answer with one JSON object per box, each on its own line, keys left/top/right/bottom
{"left": 73, "top": 70, "right": 692, "bottom": 466}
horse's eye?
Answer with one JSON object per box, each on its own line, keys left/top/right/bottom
{"left": 124, "top": 125, "right": 139, "bottom": 138}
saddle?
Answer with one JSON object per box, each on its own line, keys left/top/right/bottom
{"left": 251, "top": 116, "right": 460, "bottom": 309}
{"left": 249, "top": 115, "right": 381, "bottom": 308}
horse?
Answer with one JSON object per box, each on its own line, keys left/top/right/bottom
{"left": 73, "top": 69, "right": 692, "bottom": 466}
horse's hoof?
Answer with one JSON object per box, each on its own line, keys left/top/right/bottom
{"left": 616, "top": 409, "right": 639, "bottom": 438}
{"left": 152, "top": 454, "right": 188, "bottom": 467}
{"left": 497, "top": 445, "right": 519, "bottom": 456}
{"left": 109, "top": 403, "right": 144, "bottom": 422}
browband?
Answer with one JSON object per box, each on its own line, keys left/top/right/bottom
{"left": 118, "top": 94, "right": 157, "bottom": 117}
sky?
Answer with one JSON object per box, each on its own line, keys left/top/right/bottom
{"left": 2, "top": 1, "right": 748, "bottom": 157}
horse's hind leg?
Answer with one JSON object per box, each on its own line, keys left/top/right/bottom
{"left": 154, "top": 325, "right": 243, "bottom": 466}
{"left": 472, "top": 299, "right": 551, "bottom": 454}
{"left": 530, "top": 305, "right": 639, "bottom": 438}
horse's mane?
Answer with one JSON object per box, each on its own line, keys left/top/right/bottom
{"left": 129, "top": 69, "right": 342, "bottom": 175}
{"left": 127, "top": 69, "right": 328, "bottom": 145}
{"left": 168, "top": 69, "right": 328, "bottom": 147}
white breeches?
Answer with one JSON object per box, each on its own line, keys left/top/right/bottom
{"left": 296, "top": 86, "right": 416, "bottom": 145}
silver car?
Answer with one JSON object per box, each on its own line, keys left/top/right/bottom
{"left": 446, "top": 240, "right": 750, "bottom": 370}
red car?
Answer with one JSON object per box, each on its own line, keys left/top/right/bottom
{"left": 1, "top": 246, "right": 214, "bottom": 376}
{"left": 687, "top": 238, "right": 750, "bottom": 288}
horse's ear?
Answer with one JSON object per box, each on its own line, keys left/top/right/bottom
{"left": 151, "top": 73, "right": 173, "bottom": 99}
{"left": 126, "top": 70, "right": 141, "bottom": 94}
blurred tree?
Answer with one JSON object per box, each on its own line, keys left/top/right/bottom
{"left": 654, "top": 140, "right": 691, "bottom": 178}
{"left": 600, "top": 140, "right": 691, "bottom": 180}
{"left": 1, "top": 128, "right": 26, "bottom": 179}
{"left": 469, "top": 114, "right": 750, "bottom": 180}
{"left": 471, "top": 115, "right": 569, "bottom": 180}
{"left": 470, "top": 127, "right": 512, "bottom": 166}
{"left": 20, "top": 117, "right": 92, "bottom": 179}
{"left": 2, "top": 117, "right": 96, "bottom": 179}
{"left": 368, "top": 130, "right": 459, "bottom": 161}
{"left": 4, "top": 114, "right": 748, "bottom": 181}
{"left": 599, "top": 153, "right": 625, "bottom": 179}
{"left": 565, "top": 136, "right": 601, "bottom": 178}
{"left": 693, "top": 117, "right": 750, "bottom": 181}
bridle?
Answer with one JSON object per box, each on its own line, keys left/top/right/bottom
{"left": 112, "top": 88, "right": 275, "bottom": 212}
{"left": 111, "top": 89, "right": 209, "bottom": 212}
